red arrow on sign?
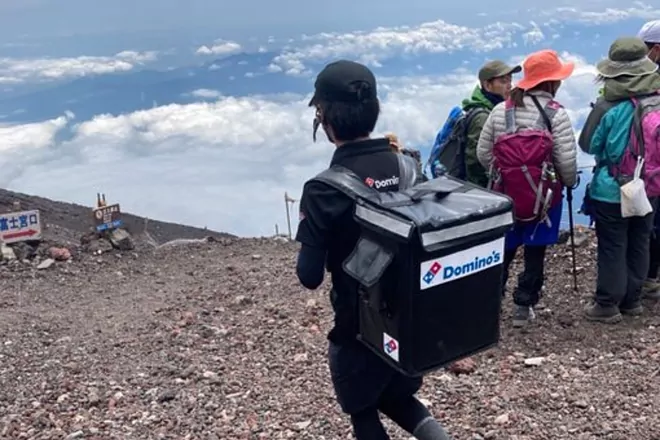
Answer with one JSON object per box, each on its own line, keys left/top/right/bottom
{"left": 2, "top": 229, "right": 38, "bottom": 240}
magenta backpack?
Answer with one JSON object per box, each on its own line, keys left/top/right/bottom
{"left": 608, "top": 94, "right": 660, "bottom": 196}
{"left": 489, "top": 96, "right": 563, "bottom": 224}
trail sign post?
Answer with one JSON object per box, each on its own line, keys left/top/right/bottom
{"left": 0, "top": 209, "right": 42, "bottom": 244}
{"left": 93, "top": 203, "right": 122, "bottom": 232}
{"left": 93, "top": 194, "right": 122, "bottom": 233}
{"left": 284, "top": 192, "right": 296, "bottom": 240}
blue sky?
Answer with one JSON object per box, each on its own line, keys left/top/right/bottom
{"left": 0, "top": 0, "right": 641, "bottom": 40}
{"left": 0, "top": 1, "right": 658, "bottom": 235}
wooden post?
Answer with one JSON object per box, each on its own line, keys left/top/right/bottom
{"left": 284, "top": 192, "right": 292, "bottom": 239}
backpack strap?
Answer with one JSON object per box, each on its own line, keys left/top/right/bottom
{"left": 312, "top": 153, "right": 419, "bottom": 202}
{"left": 629, "top": 93, "right": 660, "bottom": 159}
{"left": 630, "top": 97, "right": 646, "bottom": 160}
{"left": 397, "top": 154, "right": 419, "bottom": 190}
{"left": 313, "top": 165, "right": 376, "bottom": 202}
{"left": 463, "top": 107, "right": 489, "bottom": 135}
{"left": 504, "top": 99, "right": 516, "bottom": 133}
{"left": 530, "top": 95, "right": 560, "bottom": 132}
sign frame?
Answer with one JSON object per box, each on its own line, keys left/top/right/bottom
{"left": 0, "top": 209, "right": 42, "bottom": 244}
{"left": 93, "top": 203, "right": 123, "bottom": 233}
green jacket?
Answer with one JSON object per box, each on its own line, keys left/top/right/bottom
{"left": 579, "top": 74, "right": 660, "bottom": 203}
{"left": 462, "top": 86, "right": 495, "bottom": 188}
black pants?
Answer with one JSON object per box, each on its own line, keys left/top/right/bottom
{"left": 329, "top": 340, "right": 429, "bottom": 439}
{"left": 350, "top": 395, "right": 436, "bottom": 439}
{"left": 649, "top": 214, "right": 660, "bottom": 279}
{"left": 502, "top": 245, "right": 546, "bottom": 307}
{"left": 593, "top": 200, "right": 655, "bottom": 307}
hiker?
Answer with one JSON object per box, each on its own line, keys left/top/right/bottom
{"left": 386, "top": 133, "right": 427, "bottom": 181}
{"left": 578, "top": 37, "right": 660, "bottom": 322}
{"left": 645, "top": 215, "right": 660, "bottom": 298}
{"left": 637, "top": 21, "right": 660, "bottom": 299}
{"left": 295, "top": 60, "right": 451, "bottom": 440}
{"left": 426, "top": 60, "right": 521, "bottom": 184}
{"left": 476, "top": 49, "right": 578, "bottom": 327}
{"left": 639, "top": 20, "right": 660, "bottom": 65}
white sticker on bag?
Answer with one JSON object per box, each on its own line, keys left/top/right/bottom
{"left": 420, "top": 237, "right": 504, "bottom": 289}
{"left": 383, "top": 332, "right": 399, "bottom": 362}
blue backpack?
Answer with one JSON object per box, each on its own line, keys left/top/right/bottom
{"left": 426, "top": 106, "right": 488, "bottom": 179}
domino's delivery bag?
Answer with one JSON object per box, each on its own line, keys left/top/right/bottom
{"left": 313, "top": 167, "right": 514, "bottom": 377}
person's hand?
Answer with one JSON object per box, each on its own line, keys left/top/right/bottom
{"left": 385, "top": 132, "right": 403, "bottom": 152}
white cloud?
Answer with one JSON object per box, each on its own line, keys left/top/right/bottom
{"left": 0, "top": 115, "right": 70, "bottom": 152}
{"left": 262, "top": 3, "right": 660, "bottom": 76}
{"left": 195, "top": 40, "right": 242, "bottom": 56}
{"left": 543, "top": 2, "right": 660, "bottom": 25}
{"left": 0, "top": 50, "right": 158, "bottom": 83}
{"left": 522, "top": 21, "right": 545, "bottom": 45}
{"left": 268, "top": 20, "right": 526, "bottom": 75}
{"left": 0, "top": 52, "right": 600, "bottom": 237}
{"left": 188, "top": 89, "right": 223, "bottom": 99}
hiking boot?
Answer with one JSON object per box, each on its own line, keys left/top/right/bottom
{"left": 512, "top": 305, "right": 534, "bottom": 328}
{"left": 642, "top": 279, "right": 660, "bottom": 300}
{"left": 620, "top": 301, "right": 643, "bottom": 316}
{"left": 584, "top": 302, "right": 622, "bottom": 323}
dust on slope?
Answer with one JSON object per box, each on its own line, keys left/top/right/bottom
{"left": 0, "top": 228, "right": 659, "bottom": 439}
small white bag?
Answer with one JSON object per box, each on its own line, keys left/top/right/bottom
{"left": 620, "top": 157, "right": 653, "bottom": 218}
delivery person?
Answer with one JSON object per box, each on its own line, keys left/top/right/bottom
{"left": 295, "top": 59, "right": 452, "bottom": 440}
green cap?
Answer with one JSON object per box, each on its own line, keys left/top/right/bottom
{"left": 478, "top": 60, "right": 522, "bottom": 82}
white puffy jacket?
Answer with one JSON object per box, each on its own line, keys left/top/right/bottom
{"left": 476, "top": 90, "right": 578, "bottom": 188}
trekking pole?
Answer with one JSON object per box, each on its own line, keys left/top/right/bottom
{"left": 566, "top": 175, "right": 580, "bottom": 292}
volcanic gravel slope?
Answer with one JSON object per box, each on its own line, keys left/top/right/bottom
{"left": 1, "top": 201, "right": 660, "bottom": 439}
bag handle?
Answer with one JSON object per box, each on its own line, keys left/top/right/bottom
{"left": 409, "top": 187, "right": 452, "bottom": 201}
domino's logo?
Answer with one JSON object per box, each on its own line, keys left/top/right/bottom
{"left": 420, "top": 238, "right": 504, "bottom": 290}
{"left": 365, "top": 176, "right": 399, "bottom": 189}
{"left": 422, "top": 261, "right": 442, "bottom": 284}
{"left": 383, "top": 332, "right": 399, "bottom": 362}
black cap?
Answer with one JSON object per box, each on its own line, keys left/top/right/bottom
{"left": 308, "top": 60, "right": 377, "bottom": 106}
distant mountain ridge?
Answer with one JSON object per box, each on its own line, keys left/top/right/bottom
{"left": 0, "top": 187, "right": 233, "bottom": 247}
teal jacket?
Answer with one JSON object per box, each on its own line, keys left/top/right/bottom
{"left": 578, "top": 74, "right": 660, "bottom": 204}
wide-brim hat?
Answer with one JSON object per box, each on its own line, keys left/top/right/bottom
{"left": 516, "top": 49, "right": 575, "bottom": 90}
{"left": 596, "top": 37, "right": 658, "bottom": 78}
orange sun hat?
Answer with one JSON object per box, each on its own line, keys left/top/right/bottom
{"left": 516, "top": 49, "right": 575, "bottom": 90}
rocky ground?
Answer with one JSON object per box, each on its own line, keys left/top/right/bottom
{"left": 1, "top": 191, "right": 660, "bottom": 440}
